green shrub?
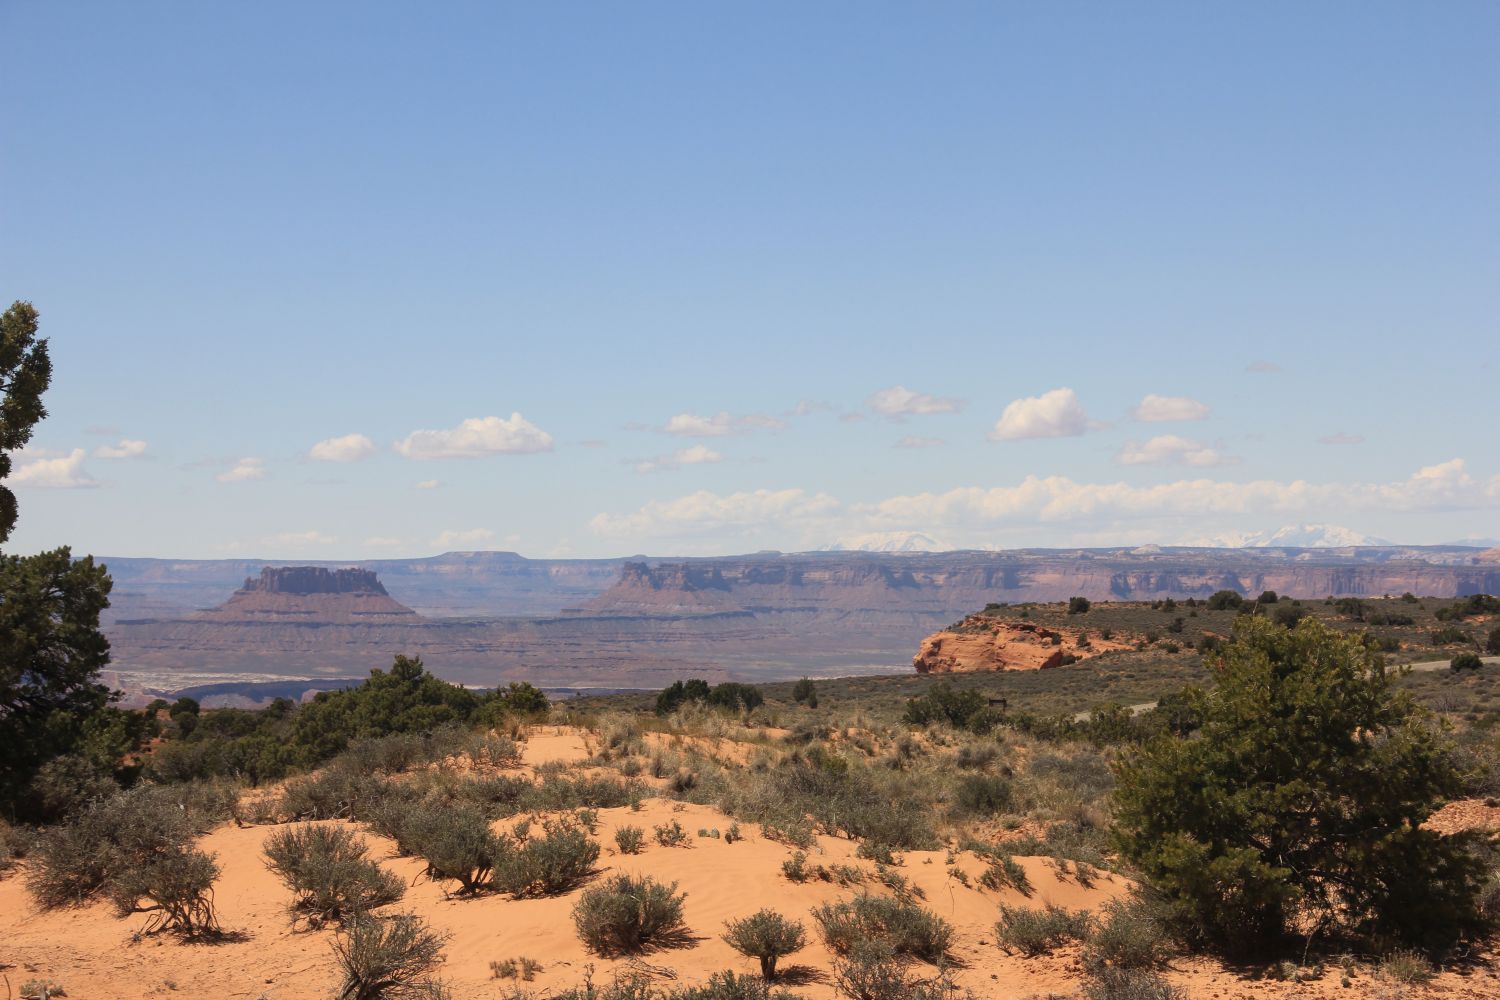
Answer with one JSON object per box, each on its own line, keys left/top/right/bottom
{"left": 994, "top": 903, "right": 1092, "bottom": 956}
{"left": 526, "top": 776, "right": 644, "bottom": 811}
{"left": 953, "top": 773, "right": 1013, "bottom": 817}
{"left": 572, "top": 874, "right": 689, "bottom": 955}
{"left": 332, "top": 912, "right": 449, "bottom": 1000}
{"left": 1084, "top": 896, "right": 1173, "bottom": 969}
{"left": 671, "top": 971, "right": 805, "bottom": 1000}
{"left": 263, "top": 824, "right": 404, "bottom": 927}
{"left": 791, "top": 677, "right": 817, "bottom": 705}
{"left": 955, "top": 745, "right": 999, "bottom": 771}
{"left": 977, "top": 853, "right": 1032, "bottom": 895}
{"left": 1115, "top": 616, "right": 1493, "bottom": 956}
{"left": 18, "top": 980, "right": 67, "bottom": 1000}
{"left": 723, "top": 909, "right": 806, "bottom": 980}
{"left": 812, "top": 894, "right": 951, "bottom": 963}
{"left": 403, "top": 805, "right": 500, "bottom": 894}
{"left": 544, "top": 969, "right": 805, "bottom": 1000}
{"left": 902, "top": 682, "right": 988, "bottom": 730}
{"left": 831, "top": 945, "right": 956, "bottom": 1000}
{"left": 1080, "top": 966, "right": 1185, "bottom": 1000}
{"left": 26, "top": 786, "right": 201, "bottom": 910}
{"left": 493, "top": 821, "right": 600, "bottom": 897}
{"left": 1206, "top": 590, "right": 1243, "bottom": 611}
{"left": 654, "top": 820, "right": 691, "bottom": 847}
{"left": 1069, "top": 596, "right": 1092, "bottom": 614}
{"left": 1488, "top": 627, "right": 1500, "bottom": 656}
{"left": 1432, "top": 626, "right": 1471, "bottom": 645}
{"left": 1452, "top": 652, "right": 1484, "bottom": 672}
{"left": 26, "top": 816, "right": 115, "bottom": 909}
{"left": 615, "top": 825, "right": 645, "bottom": 854}
{"left": 26, "top": 754, "right": 119, "bottom": 823}
{"left": 1378, "top": 947, "right": 1435, "bottom": 985}
{"left": 781, "top": 851, "right": 809, "bottom": 882}
{"left": 279, "top": 766, "right": 387, "bottom": 821}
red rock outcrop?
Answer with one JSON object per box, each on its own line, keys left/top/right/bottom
{"left": 912, "top": 618, "right": 1131, "bottom": 673}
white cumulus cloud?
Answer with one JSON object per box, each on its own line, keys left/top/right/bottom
{"left": 588, "top": 461, "right": 1500, "bottom": 550}
{"left": 309, "top": 433, "right": 376, "bottom": 463}
{"left": 396, "top": 414, "right": 553, "bottom": 459}
{"left": 433, "top": 527, "right": 496, "bottom": 549}
{"left": 217, "top": 458, "right": 266, "bottom": 482}
{"left": 93, "top": 439, "right": 148, "bottom": 459}
{"left": 13, "top": 448, "right": 99, "bottom": 488}
{"left": 1118, "top": 435, "right": 1232, "bottom": 467}
{"left": 867, "top": 385, "right": 963, "bottom": 417}
{"left": 863, "top": 459, "right": 1499, "bottom": 534}
{"left": 1133, "top": 394, "right": 1210, "bottom": 422}
{"left": 636, "top": 445, "right": 724, "bottom": 474}
{"left": 989, "top": 388, "right": 1090, "bottom": 441}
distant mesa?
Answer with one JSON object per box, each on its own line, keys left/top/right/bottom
{"left": 194, "top": 566, "right": 419, "bottom": 622}
{"left": 241, "top": 566, "right": 390, "bottom": 596}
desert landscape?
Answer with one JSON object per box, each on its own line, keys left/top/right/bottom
{"left": 7, "top": 593, "right": 1500, "bottom": 999}
{"left": 6, "top": 4, "right": 1500, "bottom": 999}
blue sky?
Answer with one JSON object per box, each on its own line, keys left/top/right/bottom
{"left": 4, "top": 2, "right": 1497, "bottom": 558}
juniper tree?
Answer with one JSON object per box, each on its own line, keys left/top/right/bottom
{"left": 1114, "top": 615, "right": 1491, "bottom": 956}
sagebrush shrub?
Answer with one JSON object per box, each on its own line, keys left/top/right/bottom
{"left": 953, "top": 773, "right": 1013, "bottom": 816}
{"left": 572, "top": 874, "right": 688, "bottom": 955}
{"left": 723, "top": 909, "right": 806, "bottom": 980}
{"left": 279, "top": 767, "right": 387, "bottom": 822}
{"left": 1080, "top": 965, "right": 1185, "bottom": 1000}
{"left": 332, "top": 912, "right": 448, "bottom": 1000}
{"left": 654, "top": 820, "right": 691, "bottom": 847}
{"left": 615, "top": 825, "right": 645, "bottom": 854}
{"left": 403, "top": 805, "right": 499, "bottom": 894}
{"left": 493, "top": 821, "right": 599, "bottom": 897}
{"left": 977, "top": 853, "right": 1032, "bottom": 895}
{"left": 109, "top": 845, "right": 222, "bottom": 937}
{"left": 1084, "top": 896, "right": 1173, "bottom": 969}
{"left": 813, "top": 894, "right": 951, "bottom": 963}
{"left": 995, "top": 903, "right": 1093, "bottom": 956}
{"left": 27, "top": 786, "right": 199, "bottom": 910}
{"left": 831, "top": 944, "right": 955, "bottom": 1000}
{"left": 264, "top": 824, "right": 404, "bottom": 926}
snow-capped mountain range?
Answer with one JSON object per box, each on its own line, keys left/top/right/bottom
{"left": 1182, "top": 524, "right": 1391, "bottom": 549}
